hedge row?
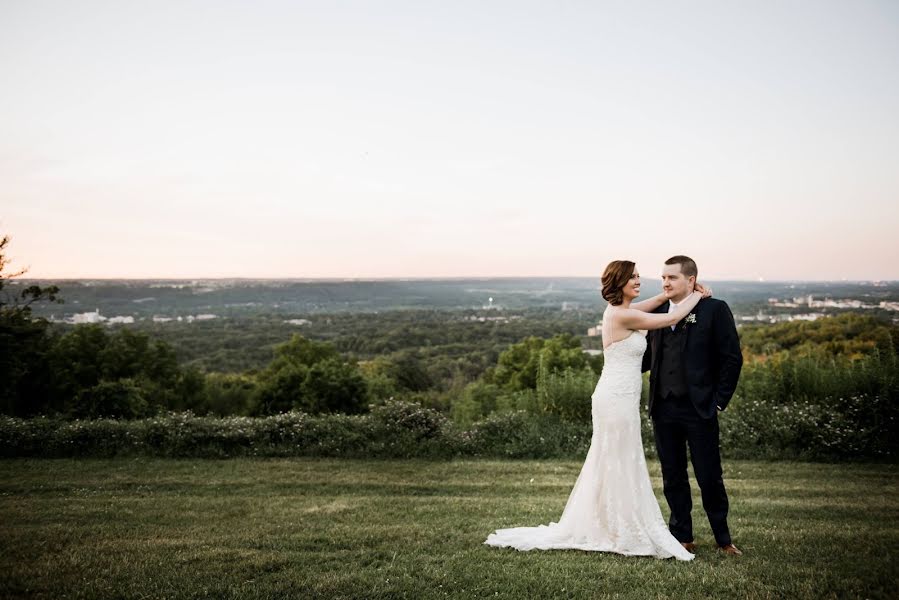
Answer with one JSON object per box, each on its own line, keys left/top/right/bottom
{"left": 1, "top": 396, "right": 894, "bottom": 461}
{"left": 0, "top": 401, "right": 590, "bottom": 460}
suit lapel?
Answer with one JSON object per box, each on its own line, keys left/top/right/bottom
{"left": 679, "top": 317, "right": 691, "bottom": 351}
{"left": 680, "top": 299, "right": 703, "bottom": 350}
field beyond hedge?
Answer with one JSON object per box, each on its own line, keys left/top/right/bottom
{"left": 1, "top": 458, "right": 896, "bottom": 599}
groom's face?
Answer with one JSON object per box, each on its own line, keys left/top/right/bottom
{"left": 661, "top": 264, "right": 694, "bottom": 302}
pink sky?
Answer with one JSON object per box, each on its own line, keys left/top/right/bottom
{"left": 2, "top": 1, "right": 898, "bottom": 280}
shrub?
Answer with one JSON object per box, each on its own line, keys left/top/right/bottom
{"left": 450, "top": 381, "right": 503, "bottom": 426}
{"left": 70, "top": 379, "right": 150, "bottom": 419}
{"left": 464, "top": 411, "right": 590, "bottom": 459}
{"left": 720, "top": 392, "right": 898, "bottom": 460}
{"left": 201, "top": 372, "right": 258, "bottom": 416}
{"left": 369, "top": 399, "right": 454, "bottom": 458}
{"left": 536, "top": 360, "right": 596, "bottom": 423}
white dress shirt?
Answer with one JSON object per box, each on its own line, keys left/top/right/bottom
{"left": 667, "top": 299, "right": 679, "bottom": 331}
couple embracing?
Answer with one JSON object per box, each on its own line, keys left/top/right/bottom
{"left": 485, "top": 255, "right": 743, "bottom": 560}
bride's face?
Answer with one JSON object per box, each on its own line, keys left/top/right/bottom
{"left": 623, "top": 269, "right": 641, "bottom": 300}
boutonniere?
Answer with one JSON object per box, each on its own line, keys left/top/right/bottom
{"left": 681, "top": 313, "right": 697, "bottom": 330}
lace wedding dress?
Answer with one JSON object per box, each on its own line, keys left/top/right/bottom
{"left": 484, "top": 330, "right": 694, "bottom": 561}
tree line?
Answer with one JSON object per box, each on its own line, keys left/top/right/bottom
{"left": 3, "top": 233, "right": 897, "bottom": 437}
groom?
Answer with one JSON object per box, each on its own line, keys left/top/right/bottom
{"left": 641, "top": 255, "right": 744, "bottom": 556}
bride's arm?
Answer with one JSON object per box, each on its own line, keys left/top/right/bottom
{"left": 630, "top": 283, "right": 710, "bottom": 313}
{"left": 617, "top": 291, "right": 703, "bottom": 331}
{"left": 629, "top": 292, "right": 667, "bottom": 313}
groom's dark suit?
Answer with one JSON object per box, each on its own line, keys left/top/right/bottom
{"left": 641, "top": 297, "right": 742, "bottom": 547}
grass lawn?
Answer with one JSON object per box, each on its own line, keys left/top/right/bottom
{"left": 0, "top": 458, "right": 896, "bottom": 599}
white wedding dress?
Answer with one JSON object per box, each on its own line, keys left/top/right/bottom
{"left": 484, "top": 330, "right": 694, "bottom": 561}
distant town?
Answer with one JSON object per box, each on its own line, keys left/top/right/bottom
{"left": 585, "top": 293, "right": 899, "bottom": 337}
{"left": 15, "top": 278, "right": 898, "bottom": 335}
{"left": 55, "top": 291, "right": 899, "bottom": 336}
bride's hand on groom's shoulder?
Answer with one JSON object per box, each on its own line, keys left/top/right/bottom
{"left": 695, "top": 283, "right": 713, "bottom": 298}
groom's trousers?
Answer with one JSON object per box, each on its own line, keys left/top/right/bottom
{"left": 651, "top": 393, "right": 732, "bottom": 547}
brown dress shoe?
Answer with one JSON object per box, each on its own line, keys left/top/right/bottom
{"left": 680, "top": 542, "right": 697, "bottom": 552}
{"left": 718, "top": 543, "right": 743, "bottom": 556}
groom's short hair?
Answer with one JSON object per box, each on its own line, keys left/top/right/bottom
{"left": 665, "top": 255, "right": 698, "bottom": 279}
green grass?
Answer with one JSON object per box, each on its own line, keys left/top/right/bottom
{"left": 0, "top": 458, "right": 896, "bottom": 599}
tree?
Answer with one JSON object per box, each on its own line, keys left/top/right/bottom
{"left": 269, "top": 334, "right": 339, "bottom": 370}
{"left": 254, "top": 334, "right": 369, "bottom": 415}
{"left": 300, "top": 357, "right": 368, "bottom": 414}
{"left": 71, "top": 378, "right": 150, "bottom": 419}
{"left": 43, "top": 325, "right": 187, "bottom": 417}
{"left": 255, "top": 364, "right": 310, "bottom": 415}
{"left": 358, "top": 357, "right": 401, "bottom": 402}
{"left": 450, "top": 380, "right": 502, "bottom": 425}
{"left": 0, "top": 234, "right": 62, "bottom": 317}
{"left": 486, "top": 333, "right": 590, "bottom": 391}
{"left": 388, "top": 352, "right": 433, "bottom": 392}
{"left": 44, "top": 324, "right": 110, "bottom": 413}
{"left": 0, "top": 233, "right": 63, "bottom": 415}
{"left": 198, "top": 371, "right": 257, "bottom": 416}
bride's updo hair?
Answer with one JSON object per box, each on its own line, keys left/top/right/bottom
{"left": 601, "top": 260, "right": 636, "bottom": 306}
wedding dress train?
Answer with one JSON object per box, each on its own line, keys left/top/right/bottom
{"left": 484, "top": 331, "right": 694, "bottom": 561}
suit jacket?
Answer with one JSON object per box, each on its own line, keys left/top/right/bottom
{"left": 641, "top": 297, "right": 743, "bottom": 419}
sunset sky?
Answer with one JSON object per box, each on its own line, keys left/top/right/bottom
{"left": 2, "top": 1, "right": 898, "bottom": 281}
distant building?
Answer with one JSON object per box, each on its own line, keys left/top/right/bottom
{"left": 73, "top": 309, "right": 104, "bottom": 324}
{"left": 481, "top": 297, "right": 502, "bottom": 310}
{"left": 183, "top": 314, "right": 218, "bottom": 322}
{"left": 466, "top": 315, "right": 517, "bottom": 323}
{"left": 768, "top": 294, "right": 881, "bottom": 311}
{"left": 789, "top": 313, "right": 825, "bottom": 322}
{"left": 768, "top": 299, "right": 800, "bottom": 308}
{"left": 106, "top": 316, "right": 135, "bottom": 324}
{"left": 285, "top": 318, "right": 311, "bottom": 326}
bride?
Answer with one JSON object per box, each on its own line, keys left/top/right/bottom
{"left": 484, "top": 260, "right": 708, "bottom": 561}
